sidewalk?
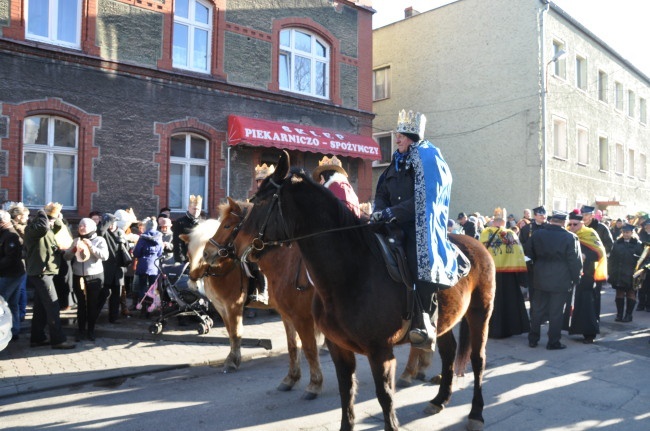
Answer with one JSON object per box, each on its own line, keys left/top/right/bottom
{"left": 1, "top": 288, "right": 649, "bottom": 402}
{"left": 0, "top": 305, "right": 287, "bottom": 400}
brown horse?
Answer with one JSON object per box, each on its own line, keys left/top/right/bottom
{"left": 184, "top": 212, "right": 324, "bottom": 400}
{"left": 217, "top": 151, "right": 495, "bottom": 431}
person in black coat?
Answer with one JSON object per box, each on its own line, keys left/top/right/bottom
{"left": 520, "top": 205, "right": 549, "bottom": 315}
{"left": 525, "top": 211, "right": 582, "bottom": 350}
{"left": 608, "top": 223, "right": 644, "bottom": 322}
{"left": 172, "top": 195, "right": 203, "bottom": 263}
{"left": 457, "top": 212, "right": 477, "bottom": 239}
{"left": 97, "top": 213, "right": 130, "bottom": 323}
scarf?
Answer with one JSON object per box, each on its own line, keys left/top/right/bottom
{"left": 412, "top": 140, "right": 460, "bottom": 286}
{"left": 393, "top": 150, "right": 408, "bottom": 172}
{"left": 480, "top": 227, "right": 527, "bottom": 272}
{"left": 576, "top": 226, "right": 608, "bottom": 281}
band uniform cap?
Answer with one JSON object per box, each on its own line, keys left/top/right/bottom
{"left": 621, "top": 223, "right": 636, "bottom": 231}
{"left": 44, "top": 202, "right": 63, "bottom": 219}
{"left": 457, "top": 212, "right": 467, "bottom": 220}
{"left": 254, "top": 163, "right": 275, "bottom": 180}
{"left": 532, "top": 206, "right": 546, "bottom": 215}
{"left": 396, "top": 109, "right": 426, "bottom": 140}
{"left": 550, "top": 211, "right": 567, "bottom": 221}
{"left": 569, "top": 210, "right": 583, "bottom": 221}
{"left": 642, "top": 219, "right": 650, "bottom": 227}
{"left": 312, "top": 155, "right": 348, "bottom": 181}
{"left": 580, "top": 205, "right": 595, "bottom": 214}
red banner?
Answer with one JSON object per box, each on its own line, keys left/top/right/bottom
{"left": 228, "top": 115, "right": 381, "bottom": 160}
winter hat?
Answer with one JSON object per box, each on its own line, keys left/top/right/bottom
{"left": 78, "top": 217, "right": 97, "bottom": 233}
{"left": 144, "top": 217, "right": 157, "bottom": 232}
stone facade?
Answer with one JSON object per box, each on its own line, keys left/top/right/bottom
{"left": 0, "top": 0, "right": 374, "bottom": 220}
{"left": 373, "top": 0, "right": 650, "bottom": 220}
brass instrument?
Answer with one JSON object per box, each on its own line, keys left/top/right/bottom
{"left": 632, "top": 244, "right": 650, "bottom": 290}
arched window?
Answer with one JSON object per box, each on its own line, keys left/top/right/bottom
{"left": 22, "top": 116, "right": 78, "bottom": 207}
{"left": 173, "top": 0, "right": 212, "bottom": 73}
{"left": 169, "top": 133, "right": 209, "bottom": 210}
{"left": 279, "top": 28, "right": 330, "bottom": 99}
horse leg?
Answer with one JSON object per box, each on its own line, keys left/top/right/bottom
{"left": 294, "top": 318, "right": 323, "bottom": 400}
{"left": 425, "top": 331, "right": 457, "bottom": 415}
{"left": 367, "top": 349, "right": 399, "bottom": 431}
{"left": 277, "top": 318, "right": 301, "bottom": 392}
{"left": 397, "top": 347, "right": 431, "bottom": 387}
{"left": 326, "top": 339, "right": 357, "bottom": 431}
{"left": 464, "top": 308, "right": 490, "bottom": 431}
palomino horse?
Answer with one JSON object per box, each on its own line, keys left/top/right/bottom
{"left": 183, "top": 214, "right": 324, "bottom": 400}
{"left": 218, "top": 151, "right": 495, "bottom": 431}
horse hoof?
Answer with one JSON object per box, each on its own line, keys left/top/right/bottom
{"left": 423, "top": 402, "right": 444, "bottom": 415}
{"left": 467, "top": 419, "right": 484, "bottom": 431}
{"left": 415, "top": 372, "right": 426, "bottom": 381}
{"left": 222, "top": 364, "right": 238, "bottom": 374}
{"left": 396, "top": 377, "right": 412, "bottom": 388}
{"left": 277, "top": 383, "right": 293, "bottom": 392}
{"left": 302, "top": 391, "right": 319, "bottom": 401}
{"left": 429, "top": 374, "right": 442, "bottom": 385}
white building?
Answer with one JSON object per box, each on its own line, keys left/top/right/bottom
{"left": 372, "top": 0, "right": 650, "bottom": 220}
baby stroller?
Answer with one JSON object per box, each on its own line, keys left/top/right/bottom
{"left": 140, "top": 257, "right": 214, "bottom": 336}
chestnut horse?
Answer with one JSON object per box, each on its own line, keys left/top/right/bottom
{"left": 216, "top": 151, "right": 495, "bottom": 431}
{"left": 184, "top": 214, "right": 324, "bottom": 400}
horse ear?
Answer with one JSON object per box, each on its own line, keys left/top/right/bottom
{"left": 273, "top": 150, "right": 290, "bottom": 181}
{"left": 179, "top": 233, "right": 189, "bottom": 244}
{"left": 227, "top": 197, "right": 243, "bottom": 217}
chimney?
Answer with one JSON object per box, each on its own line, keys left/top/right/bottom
{"left": 404, "top": 6, "right": 421, "bottom": 19}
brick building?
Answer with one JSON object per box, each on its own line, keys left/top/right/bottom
{"left": 0, "top": 0, "right": 377, "bottom": 220}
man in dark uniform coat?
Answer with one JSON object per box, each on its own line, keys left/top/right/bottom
{"left": 520, "top": 205, "right": 548, "bottom": 311}
{"left": 457, "top": 212, "right": 477, "bottom": 239}
{"left": 525, "top": 211, "right": 582, "bottom": 350}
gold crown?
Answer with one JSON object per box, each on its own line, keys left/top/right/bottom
{"left": 189, "top": 195, "right": 203, "bottom": 207}
{"left": 396, "top": 109, "right": 426, "bottom": 139}
{"left": 318, "top": 155, "right": 343, "bottom": 168}
{"left": 493, "top": 207, "right": 506, "bottom": 220}
{"left": 44, "top": 202, "right": 62, "bottom": 218}
{"left": 254, "top": 163, "right": 276, "bottom": 180}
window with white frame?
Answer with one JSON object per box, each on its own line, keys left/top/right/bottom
{"left": 552, "top": 41, "right": 566, "bottom": 79}
{"left": 639, "top": 153, "right": 647, "bottom": 180}
{"left": 553, "top": 117, "right": 567, "bottom": 159}
{"left": 598, "top": 70, "right": 608, "bottom": 102}
{"left": 615, "top": 82, "right": 624, "bottom": 111}
{"left": 577, "top": 127, "right": 588, "bottom": 165}
{"left": 279, "top": 28, "right": 330, "bottom": 99}
{"left": 615, "top": 143, "right": 624, "bottom": 174}
{"left": 575, "top": 55, "right": 587, "bottom": 91}
{"left": 169, "top": 133, "right": 208, "bottom": 210}
{"left": 173, "top": 0, "right": 212, "bottom": 72}
{"left": 628, "top": 148, "right": 635, "bottom": 177}
{"left": 598, "top": 136, "right": 608, "bottom": 171}
{"left": 640, "top": 98, "right": 647, "bottom": 124}
{"left": 552, "top": 196, "right": 568, "bottom": 213}
{"left": 26, "top": 0, "right": 82, "bottom": 49}
{"left": 628, "top": 90, "right": 636, "bottom": 117}
{"left": 373, "top": 66, "right": 390, "bottom": 101}
{"left": 373, "top": 133, "right": 393, "bottom": 165}
{"left": 22, "top": 116, "right": 78, "bottom": 208}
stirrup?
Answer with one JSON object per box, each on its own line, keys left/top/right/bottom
{"left": 249, "top": 291, "right": 269, "bottom": 305}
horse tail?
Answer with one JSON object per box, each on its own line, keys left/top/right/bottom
{"left": 454, "top": 317, "right": 471, "bottom": 377}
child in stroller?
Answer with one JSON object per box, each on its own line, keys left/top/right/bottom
{"left": 137, "top": 257, "right": 214, "bottom": 335}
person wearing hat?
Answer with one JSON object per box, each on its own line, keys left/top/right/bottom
{"left": 0, "top": 209, "right": 25, "bottom": 342}
{"left": 254, "top": 163, "right": 276, "bottom": 189}
{"left": 133, "top": 217, "right": 163, "bottom": 311}
{"left": 456, "top": 212, "right": 477, "bottom": 239}
{"left": 519, "top": 205, "right": 549, "bottom": 314}
{"left": 24, "top": 203, "right": 76, "bottom": 349}
{"left": 608, "top": 223, "right": 644, "bottom": 322}
{"left": 524, "top": 211, "right": 582, "bottom": 350}
{"left": 64, "top": 218, "right": 109, "bottom": 341}
{"left": 480, "top": 208, "right": 530, "bottom": 339}
{"left": 172, "top": 195, "right": 203, "bottom": 264}
{"left": 580, "top": 205, "right": 613, "bottom": 319}
{"left": 312, "top": 155, "right": 361, "bottom": 217}
{"left": 610, "top": 218, "right": 625, "bottom": 240}
{"left": 7, "top": 202, "right": 29, "bottom": 322}
{"left": 565, "top": 210, "right": 607, "bottom": 343}
{"left": 371, "top": 109, "right": 462, "bottom": 351}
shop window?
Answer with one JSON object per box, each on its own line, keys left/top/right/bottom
{"left": 279, "top": 28, "right": 330, "bottom": 99}
{"left": 169, "top": 133, "right": 209, "bottom": 210}
{"left": 26, "top": 0, "right": 82, "bottom": 49}
{"left": 22, "top": 116, "right": 78, "bottom": 207}
{"left": 173, "top": 0, "right": 212, "bottom": 72}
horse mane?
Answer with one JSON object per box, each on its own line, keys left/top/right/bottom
{"left": 186, "top": 218, "right": 220, "bottom": 256}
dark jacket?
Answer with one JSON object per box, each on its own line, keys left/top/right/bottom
{"left": 133, "top": 230, "right": 163, "bottom": 276}
{"left": 519, "top": 221, "right": 548, "bottom": 249}
{"left": 525, "top": 224, "right": 582, "bottom": 292}
{"left": 172, "top": 213, "right": 201, "bottom": 263}
{"left": 587, "top": 219, "right": 614, "bottom": 254}
{"left": 608, "top": 237, "right": 644, "bottom": 290}
{"left": 0, "top": 224, "right": 25, "bottom": 277}
{"left": 373, "top": 153, "right": 415, "bottom": 232}
{"left": 97, "top": 216, "right": 128, "bottom": 285}
{"left": 23, "top": 210, "right": 62, "bottom": 276}
{"left": 460, "top": 220, "right": 477, "bottom": 239}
